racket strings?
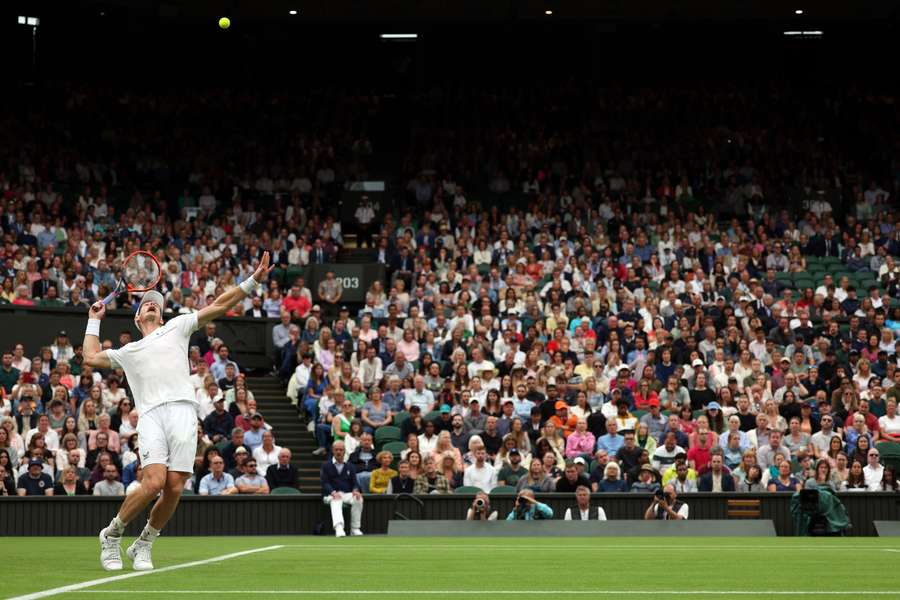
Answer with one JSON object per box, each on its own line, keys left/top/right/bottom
{"left": 122, "top": 254, "right": 161, "bottom": 291}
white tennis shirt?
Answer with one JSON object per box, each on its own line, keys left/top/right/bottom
{"left": 106, "top": 313, "right": 199, "bottom": 416}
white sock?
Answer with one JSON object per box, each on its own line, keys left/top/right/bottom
{"left": 106, "top": 516, "right": 126, "bottom": 538}
{"left": 139, "top": 523, "right": 160, "bottom": 544}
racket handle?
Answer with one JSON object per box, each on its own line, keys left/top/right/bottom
{"left": 101, "top": 290, "right": 118, "bottom": 305}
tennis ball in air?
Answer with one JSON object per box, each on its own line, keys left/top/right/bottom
{"left": 218, "top": 17, "right": 231, "bottom": 29}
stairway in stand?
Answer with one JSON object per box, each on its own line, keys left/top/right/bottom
{"left": 245, "top": 376, "right": 322, "bottom": 494}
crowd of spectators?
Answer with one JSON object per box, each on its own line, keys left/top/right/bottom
{"left": 299, "top": 85, "right": 900, "bottom": 509}
{"left": 1, "top": 84, "right": 899, "bottom": 511}
{"left": 0, "top": 323, "right": 296, "bottom": 496}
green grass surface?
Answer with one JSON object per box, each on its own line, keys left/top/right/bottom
{"left": 7, "top": 536, "right": 900, "bottom": 599}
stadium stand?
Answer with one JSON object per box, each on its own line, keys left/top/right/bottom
{"left": 0, "top": 81, "right": 899, "bottom": 510}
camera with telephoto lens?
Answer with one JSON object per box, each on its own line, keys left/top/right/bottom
{"left": 473, "top": 497, "right": 486, "bottom": 511}
{"left": 654, "top": 488, "right": 665, "bottom": 500}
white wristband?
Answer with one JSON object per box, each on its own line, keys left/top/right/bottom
{"left": 85, "top": 319, "right": 101, "bottom": 338}
{"left": 239, "top": 276, "right": 260, "bottom": 295}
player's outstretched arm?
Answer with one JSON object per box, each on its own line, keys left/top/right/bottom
{"left": 83, "top": 302, "right": 113, "bottom": 369}
{"left": 198, "top": 251, "right": 274, "bottom": 328}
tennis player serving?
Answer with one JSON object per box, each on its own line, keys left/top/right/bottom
{"left": 84, "top": 251, "right": 273, "bottom": 571}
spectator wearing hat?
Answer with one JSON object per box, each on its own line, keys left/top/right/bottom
{"left": 630, "top": 464, "right": 661, "bottom": 494}
{"left": 227, "top": 446, "right": 251, "bottom": 478}
{"left": 464, "top": 398, "right": 488, "bottom": 434}
{"left": 564, "top": 485, "right": 607, "bottom": 520}
{"left": 640, "top": 398, "right": 667, "bottom": 440}
{"left": 497, "top": 448, "right": 528, "bottom": 486}
{"left": 549, "top": 401, "right": 577, "bottom": 438}
{"left": 202, "top": 397, "right": 234, "bottom": 444}
{"left": 17, "top": 458, "right": 54, "bottom": 496}
{"left": 265, "top": 448, "right": 298, "bottom": 491}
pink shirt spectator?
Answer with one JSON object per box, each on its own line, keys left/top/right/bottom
{"left": 565, "top": 430, "right": 596, "bottom": 458}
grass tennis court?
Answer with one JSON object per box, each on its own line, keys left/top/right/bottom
{"left": 7, "top": 536, "right": 900, "bottom": 599}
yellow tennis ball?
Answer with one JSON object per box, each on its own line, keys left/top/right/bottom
{"left": 218, "top": 17, "right": 230, "bottom": 29}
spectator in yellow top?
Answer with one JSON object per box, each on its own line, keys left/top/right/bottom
{"left": 368, "top": 451, "right": 397, "bottom": 494}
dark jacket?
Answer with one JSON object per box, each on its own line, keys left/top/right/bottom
{"left": 203, "top": 410, "right": 234, "bottom": 439}
{"left": 266, "top": 463, "right": 299, "bottom": 490}
{"left": 698, "top": 470, "right": 736, "bottom": 492}
{"left": 320, "top": 460, "right": 359, "bottom": 495}
{"left": 348, "top": 447, "right": 378, "bottom": 473}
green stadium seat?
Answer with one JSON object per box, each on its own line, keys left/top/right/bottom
{"left": 632, "top": 409, "right": 647, "bottom": 420}
{"left": 490, "top": 486, "right": 518, "bottom": 495}
{"left": 374, "top": 426, "right": 402, "bottom": 447}
{"left": 271, "top": 486, "right": 301, "bottom": 495}
{"left": 181, "top": 488, "right": 195, "bottom": 495}
{"left": 382, "top": 441, "right": 407, "bottom": 455}
{"left": 393, "top": 411, "right": 410, "bottom": 428}
{"left": 454, "top": 486, "right": 485, "bottom": 495}
{"left": 876, "top": 441, "right": 900, "bottom": 457}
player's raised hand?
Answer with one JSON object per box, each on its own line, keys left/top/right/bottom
{"left": 252, "top": 250, "right": 275, "bottom": 282}
{"left": 89, "top": 301, "right": 107, "bottom": 320}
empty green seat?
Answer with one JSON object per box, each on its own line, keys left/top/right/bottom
{"left": 374, "top": 426, "right": 402, "bottom": 447}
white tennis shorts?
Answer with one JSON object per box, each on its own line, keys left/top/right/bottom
{"left": 136, "top": 401, "right": 198, "bottom": 473}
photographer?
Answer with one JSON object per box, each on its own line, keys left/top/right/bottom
{"left": 465, "top": 491, "right": 498, "bottom": 521}
{"left": 790, "top": 478, "right": 850, "bottom": 536}
{"left": 643, "top": 483, "right": 688, "bottom": 520}
{"left": 506, "top": 488, "right": 554, "bottom": 521}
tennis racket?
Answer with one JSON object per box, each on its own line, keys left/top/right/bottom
{"left": 101, "top": 250, "right": 163, "bottom": 305}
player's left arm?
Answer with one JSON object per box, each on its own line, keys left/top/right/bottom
{"left": 198, "top": 251, "right": 274, "bottom": 329}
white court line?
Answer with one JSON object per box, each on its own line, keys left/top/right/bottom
{"left": 883, "top": 549, "right": 900, "bottom": 553}
{"left": 71, "top": 591, "right": 900, "bottom": 596}
{"left": 8, "top": 545, "right": 284, "bottom": 600}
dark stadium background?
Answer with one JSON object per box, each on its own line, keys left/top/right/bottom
{"left": 1, "top": 1, "right": 897, "bottom": 86}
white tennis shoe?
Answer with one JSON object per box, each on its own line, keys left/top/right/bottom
{"left": 126, "top": 540, "right": 155, "bottom": 571}
{"left": 99, "top": 529, "right": 123, "bottom": 571}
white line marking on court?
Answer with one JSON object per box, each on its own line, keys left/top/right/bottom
{"left": 70, "top": 591, "right": 900, "bottom": 596}
{"left": 8, "top": 545, "right": 284, "bottom": 600}
{"left": 883, "top": 549, "right": 900, "bottom": 553}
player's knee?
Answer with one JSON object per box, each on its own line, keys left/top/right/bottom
{"left": 165, "top": 476, "right": 187, "bottom": 495}
{"left": 141, "top": 475, "right": 165, "bottom": 496}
